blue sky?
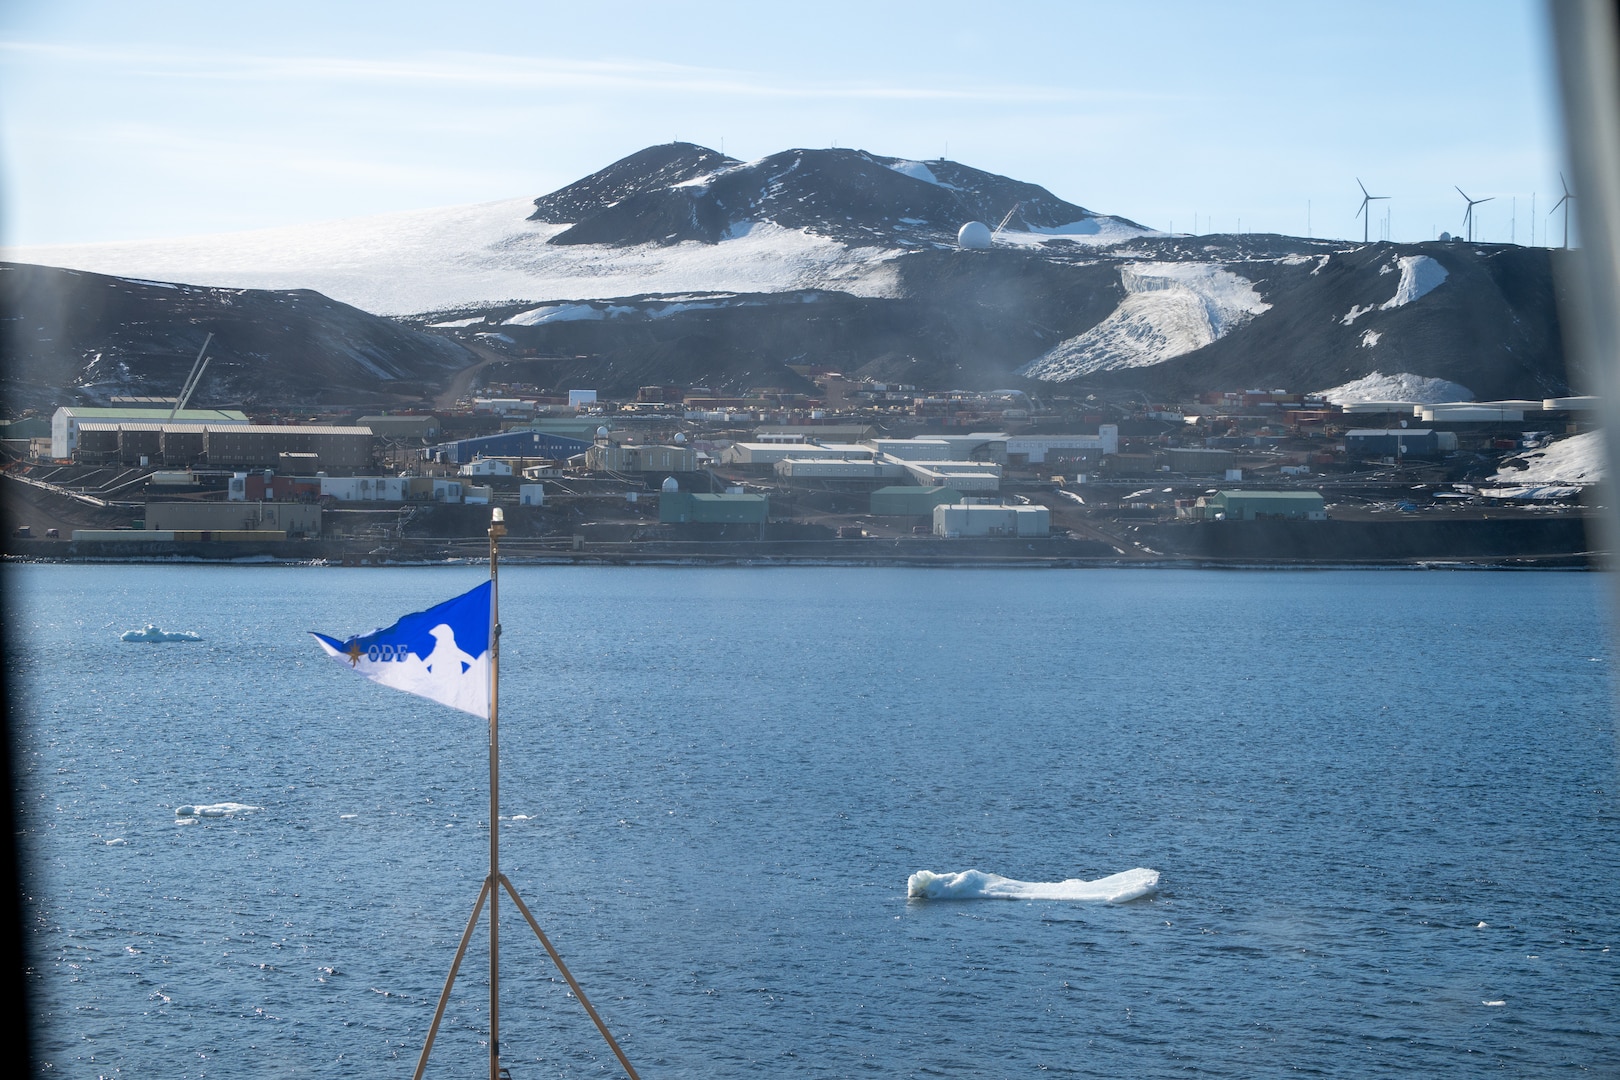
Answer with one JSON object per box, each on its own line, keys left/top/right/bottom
{"left": 0, "top": 0, "right": 1569, "bottom": 248}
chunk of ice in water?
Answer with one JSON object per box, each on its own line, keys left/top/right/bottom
{"left": 174, "top": 802, "right": 263, "bottom": 818}
{"left": 907, "top": 867, "right": 1160, "bottom": 903}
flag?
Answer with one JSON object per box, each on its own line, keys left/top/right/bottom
{"left": 311, "top": 581, "right": 492, "bottom": 718}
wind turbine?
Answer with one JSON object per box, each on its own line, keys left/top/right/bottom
{"left": 1355, "top": 178, "right": 1389, "bottom": 243}
{"left": 1456, "top": 186, "right": 1494, "bottom": 244}
{"left": 1550, "top": 172, "right": 1574, "bottom": 248}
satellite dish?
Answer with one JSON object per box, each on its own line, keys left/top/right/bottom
{"left": 596, "top": 425, "right": 609, "bottom": 439}
{"left": 957, "top": 221, "right": 993, "bottom": 250}
{"left": 661, "top": 476, "right": 679, "bottom": 492}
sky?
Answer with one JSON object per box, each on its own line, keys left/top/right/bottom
{"left": 0, "top": 0, "right": 1571, "bottom": 249}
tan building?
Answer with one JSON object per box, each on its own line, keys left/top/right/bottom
{"left": 203, "top": 425, "right": 375, "bottom": 471}
{"left": 144, "top": 501, "right": 322, "bottom": 537}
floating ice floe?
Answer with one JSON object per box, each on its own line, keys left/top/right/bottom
{"left": 121, "top": 625, "right": 202, "bottom": 643}
{"left": 907, "top": 867, "right": 1160, "bottom": 903}
{"left": 175, "top": 802, "right": 262, "bottom": 820}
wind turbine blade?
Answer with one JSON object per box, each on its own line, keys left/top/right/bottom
{"left": 1456, "top": 185, "right": 1469, "bottom": 200}
{"left": 1358, "top": 178, "right": 1370, "bottom": 198}
{"left": 1561, "top": 171, "right": 1571, "bottom": 197}
{"left": 1478, "top": 197, "right": 1495, "bottom": 205}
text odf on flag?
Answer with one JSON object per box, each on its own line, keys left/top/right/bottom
{"left": 311, "top": 581, "right": 492, "bottom": 718}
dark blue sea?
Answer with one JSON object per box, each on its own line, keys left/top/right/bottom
{"left": 12, "top": 564, "right": 1620, "bottom": 1078}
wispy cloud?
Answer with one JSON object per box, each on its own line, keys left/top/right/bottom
{"left": 0, "top": 39, "right": 1171, "bottom": 105}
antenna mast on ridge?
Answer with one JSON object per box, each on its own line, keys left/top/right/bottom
{"left": 168, "top": 332, "right": 214, "bottom": 420}
{"left": 992, "top": 201, "right": 1023, "bottom": 239}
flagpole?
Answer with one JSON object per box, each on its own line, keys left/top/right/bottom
{"left": 406, "top": 507, "right": 640, "bottom": 1080}
{"left": 488, "top": 507, "right": 506, "bottom": 1080}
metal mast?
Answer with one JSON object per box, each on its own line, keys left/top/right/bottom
{"left": 412, "top": 508, "right": 641, "bottom": 1080}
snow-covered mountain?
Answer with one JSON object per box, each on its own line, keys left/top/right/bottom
{"left": 2, "top": 143, "right": 1149, "bottom": 319}
{"left": 0, "top": 143, "right": 1572, "bottom": 407}
{"left": 529, "top": 142, "right": 1147, "bottom": 249}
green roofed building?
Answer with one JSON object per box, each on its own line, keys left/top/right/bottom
{"left": 659, "top": 492, "right": 769, "bottom": 524}
{"left": 869, "top": 486, "right": 963, "bottom": 516}
{"left": 52, "top": 406, "right": 249, "bottom": 459}
{"left": 1201, "top": 490, "right": 1326, "bottom": 521}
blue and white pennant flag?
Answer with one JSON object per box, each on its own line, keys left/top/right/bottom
{"left": 311, "top": 581, "right": 492, "bottom": 718}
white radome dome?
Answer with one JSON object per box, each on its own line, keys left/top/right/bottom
{"left": 661, "top": 476, "right": 680, "bottom": 493}
{"left": 596, "top": 425, "right": 609, "bottom": 438}
{"left": 957, "top": 221, "right": 993, "bottom": 249}
{"left": 673, "top": 432, "right": 687, "bottom": 444}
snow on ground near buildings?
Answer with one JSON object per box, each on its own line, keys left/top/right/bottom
{"left": 1485, "top": 430, "right": 1605, "bottom": 498}
{"left": 1315, "top": 371, "right": 1474, "bottom": 405}
{"left": 1019, "top": 262, "right": 1269, "bottom": 380}
{"left": 2, "top": 198, "right": 904, "bottom": 317}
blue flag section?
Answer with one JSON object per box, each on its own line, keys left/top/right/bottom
{"left": 311, "top": 581, "right": 492, "bottom": 718}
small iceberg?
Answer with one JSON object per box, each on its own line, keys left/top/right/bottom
{"left": 175, "top": 802, "right": 262, "bottom": 820}
{"left": 907, "top": 867, "right": 1160, "bottom": 903}
{"left": 122, "top": 624, "right": 202, "bottom": 643}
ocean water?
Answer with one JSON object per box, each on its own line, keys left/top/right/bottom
{"left": 11, "top": 563, "right": 1620, "bottom": 1078}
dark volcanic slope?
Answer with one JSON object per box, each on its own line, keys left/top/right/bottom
{"left": 1, "top": 263, "right": 474, "bottom": 410}
{"left": 457, "top": 251, "right": 1127, "bottom": 397}
{"left": 1081, "top": 241, "right": 1568, "bottom": 401}
{"left": 443, "top": 237, "right": 1568, "bottom": 402}
{"left": 530, "top": 143, "right": 1141, "bottom": 248}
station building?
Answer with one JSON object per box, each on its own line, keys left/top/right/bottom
{"left": 659, "top": 492, "right": 770, "bottom": 524}
{"left": 52, "top": 406, "right": 249, "bottom": 459}
{"left": 1195, "top": 490, "right": 1327, "bottom": 521}
{"left": 932, "top": 503, "right": 1051, "bottom": 538}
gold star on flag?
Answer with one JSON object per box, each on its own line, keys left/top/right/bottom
{"left": 345, "top": 640, "right": 363, "bottom": 666}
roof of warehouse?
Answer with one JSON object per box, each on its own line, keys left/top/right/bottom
{"left": 77, "top": 422, "right": 208, "bottom": 433}
{"left": 207, "top": 425, "right": 375, "bottom": 435}
{"left": 1214, "top": 490, "right": 1325, "bottom": 501}
{"left": 59, "top": 407, "right": 249, "bottom": 422}
{"left": 75, "top": 422, "right": 372, "bottom": 435}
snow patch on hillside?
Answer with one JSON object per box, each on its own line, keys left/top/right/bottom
{"left": 886, "top": 160, "right": 957, "bottom": 188}
{"left": 1490, "top": 430, "right": 1604, "bottom": 487}
{"left": 3, "top": 197, "right": 904, "bottom": 317}
{"left": 1020, "top": 263, "right": 1269, "bottom": 380}
{"left": 1381, "top": 255, "right": 1448, "bottom": 309}
{"left": 1316, "top": 371, "right": 1474, "bottom": 404}
{"left": 506, "top": 303, "right": 627, "bottom": 326}
{"left": 1342, "top": 303, "right": 1374, "bottom": 326}
{"left": 993, "top": 217, "right": 1155, "bottom": 248}
{"left": 1360, "top": 329, "right": 1381, "bottom": 348}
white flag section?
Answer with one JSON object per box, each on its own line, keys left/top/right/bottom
{"left": 311, "top": 581, "right": 492, "bottom": 718}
